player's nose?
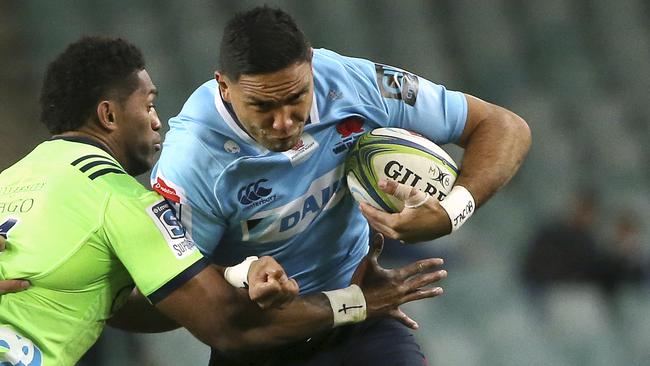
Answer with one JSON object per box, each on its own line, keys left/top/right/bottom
{"left": 271, "top": 107, "right": 294, "bottom": 131}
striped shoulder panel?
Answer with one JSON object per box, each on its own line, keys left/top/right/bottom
{"left": 70, "top": 154, "right": 126, "bottom": 180}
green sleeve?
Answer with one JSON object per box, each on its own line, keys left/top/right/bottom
{"left": 103, "top": 191, "right": 207, "bottom": 301}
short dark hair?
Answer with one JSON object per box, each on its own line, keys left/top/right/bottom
{"left": 39, "top": 36, "right": 145, "bottom": 134}
{"left": 219, "top": 6, "right": 311, "bottom": 80}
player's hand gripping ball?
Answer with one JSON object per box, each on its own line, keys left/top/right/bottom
{"left": 345, "top": 127, "right": 458, "bottom": 212}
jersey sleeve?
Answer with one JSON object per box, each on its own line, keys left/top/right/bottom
{"left": 103, "top": 192, "right": 208, "bottom": 303}
{"left": 338, "top": 52, "right": 468, "bottom": 144}
{"left": 150, "top": 125, "right": 227, "bottom": 258}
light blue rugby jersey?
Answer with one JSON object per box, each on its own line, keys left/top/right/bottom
{"left": 151, "top": 48, "right": 467, "bottom": 294}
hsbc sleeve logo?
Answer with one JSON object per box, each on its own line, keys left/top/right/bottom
{"left": 146, "top": 200, "right": 197, "bottom": 259}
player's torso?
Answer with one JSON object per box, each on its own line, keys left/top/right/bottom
{"left": 211, "top": 109, "right": 380, "bottom": 292}
{"left": 0, "top": 140, "right": 136, "bottom": 366}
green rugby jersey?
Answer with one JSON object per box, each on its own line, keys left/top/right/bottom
{"left": 0, "top": 137, "right": 207, "bottom": 366}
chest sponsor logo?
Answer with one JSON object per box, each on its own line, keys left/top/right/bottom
{"left": 240, "top": 166, "right": 347, "bottom": 243}
{"left": 152, "top": 176, "right": 182, "bottom": 204}
{"left": 237, "top": 179, "right": 277, "bottom": 209}
{"left": 282, "top": 133, "right": 319, "bottom": 166}
{"left": 0, "top": 326, "right": 43, "bottom": 366}
{"left": 332, "top": 117, "right": 365, "bottom": 155}
{"left": 375, "top": 64, "right": 419, "bottom": 106}
{"left": 147, "top": 200, "right": 197, "bottom": 259}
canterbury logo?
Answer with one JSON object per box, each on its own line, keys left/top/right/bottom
{"left": 237, "top": 179, "right": 273, "bottom": 205}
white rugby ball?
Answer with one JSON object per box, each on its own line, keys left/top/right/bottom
{"left": 345, "top": 127, "right": 458, "bottom": 212}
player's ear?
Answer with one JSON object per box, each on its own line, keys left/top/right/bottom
{"left": 215, "top": 72, "right": 231, "bottom": 103}
{"left": 96, "top": 100, "right": 118, "bottom": 131}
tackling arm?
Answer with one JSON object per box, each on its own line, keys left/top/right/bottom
{"left": 154, "top": 234, "right": 446, "bottom": 353}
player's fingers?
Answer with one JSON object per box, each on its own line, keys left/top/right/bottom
{"left": 397, "top": 258, "right": 444, "bottom": 279}
{"left": 378, "top": 179, "right": 424, "bottom": 204}
{"left": 285, "top": 278, "right": 299, "bottom": 297}
{"left": 389, "top": 308, "right": 419, "bottom": 330}
{"left": 359, "top": 204, "right": 400, "bottom": 239}
{"left": 252, "top": 277, "right": 299, "bottom": 309}
{"left": 405, "top": 270, "right": 448, "bottom": 290}
{"left": 368, "top": 233, "right": 384, "bottom": 265}
{"left": 266, "top": 268, "right": 287, "bottom": 282}
{"left": 0, "top": 280, "right": 30, "bottom": 294}
{"left": 400, "top": 287, "right": 444, "bottom": 304}
{"left": 0, "top": 236, "right": 6, "bottom": 251}
{"left": 250, "top": 280, "right": 281, "bottom": 308}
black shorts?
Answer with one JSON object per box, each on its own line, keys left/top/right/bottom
{"left": 208, "top": 317, "right": 428, "bottom": 366}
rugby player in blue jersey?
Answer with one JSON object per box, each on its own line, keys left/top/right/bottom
{"left": 149, "top": 5, "right": 531, "bottom": 365}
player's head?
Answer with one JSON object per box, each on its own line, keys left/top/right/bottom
{"left": 216, "top": 6, "right": 313, "bottom": 152}
{"left": 40, "top": 36, "right": 161, "bottom": 176}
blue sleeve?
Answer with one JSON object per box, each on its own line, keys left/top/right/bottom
{"left": 388, "top": 81, "right": 467, "bottom": 144}
{"left": 150, "top": 123, "right": 226, "bottom": 257}
{"left": 328, "top": 50, "right": 467, "bottom": 144}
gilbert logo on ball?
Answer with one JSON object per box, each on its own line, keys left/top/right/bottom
{"left": 345, "top": 127, "right": 458, "bottom": 213}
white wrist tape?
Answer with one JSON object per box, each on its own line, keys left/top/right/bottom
{"left": 224, "top": 256, "right": 259, "bottom": 288}
{"left": 322, "top": 284, "right": 367, "bottom": 327}
{"left": 439, "top": 185, "right": 475, "bottom": 232}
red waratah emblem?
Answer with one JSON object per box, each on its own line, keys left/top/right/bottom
{"left": 336, "top": 117, "right": 365, "bottom": 137}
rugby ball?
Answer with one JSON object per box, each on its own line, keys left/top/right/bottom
{"left": 345, "top": 127, "right": 458, "bottom": 212}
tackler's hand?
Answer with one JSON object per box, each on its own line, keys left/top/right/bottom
{"left": 359, "top": 179, "right": 452, "bottom": 243}
{"left": 0, "top": 236, "right": 30, "bottom": 294}
{"left": 351, "top": 233, "right": 447, "bottom": 329}
{"left": 247, "top": 256, "right": 299, "bottom": 310}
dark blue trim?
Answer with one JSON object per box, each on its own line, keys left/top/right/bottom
{"left": 80, "top": 159, "right": 122, "bottom": 173}
{"left": 71, "top": 154, "right": 112, "bottom": 167}
{"left": 88, "top": 168, "right": 126, "bottom": 180}
{"left": 147, "top": 257, "right": 210, "bottom": 304}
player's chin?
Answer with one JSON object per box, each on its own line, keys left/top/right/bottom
{"left": 267, "top": 138, "right": 298, "bottom": 152}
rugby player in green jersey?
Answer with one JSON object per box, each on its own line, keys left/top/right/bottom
{"left": 0, "top": 37, "right": 447, "bottom": 366}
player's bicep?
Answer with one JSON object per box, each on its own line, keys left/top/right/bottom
{"left": 104, "top": 196, "right": 208, "bottom": 299}
{"left": 376, "top": 65, "right": 467, "bottom": 144}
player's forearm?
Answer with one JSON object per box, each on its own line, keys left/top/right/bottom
{"left": 456, "top": 98, "right": 531, "bottom": 208}
{"left": 108, "top": 287, "right": 180, "bottom": 333}
{"left": 156, "top": 267, "right": 333, "bottom": 352}
{"left": 224, "top": 292, "right": 333, "bottom": 351}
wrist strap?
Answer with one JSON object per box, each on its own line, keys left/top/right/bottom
{"left": 224, "top": 256, "right": 259, "bottom": 288}
{"left": 322, "top": 284, "right": 367, "bottom": 327}
{"left": 439, "top": 185, "right": 475, "bottom": 232}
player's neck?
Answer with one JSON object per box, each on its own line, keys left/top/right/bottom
{"left": 57, "top": 129, "right": 118, "bottom": 161}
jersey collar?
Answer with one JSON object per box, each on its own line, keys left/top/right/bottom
{"left": 51, "top": 135, "right": 115, "bottom": 158}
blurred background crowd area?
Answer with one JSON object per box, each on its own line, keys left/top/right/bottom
{"left": 1, "top": 0, "right": 648, "bottom": 365}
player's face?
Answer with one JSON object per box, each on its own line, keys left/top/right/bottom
{"left": 218, "top": 61, "right": 313, "bottom": 152}
{"left": 115, "top": 69, "right": 161, "bottom": 176}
